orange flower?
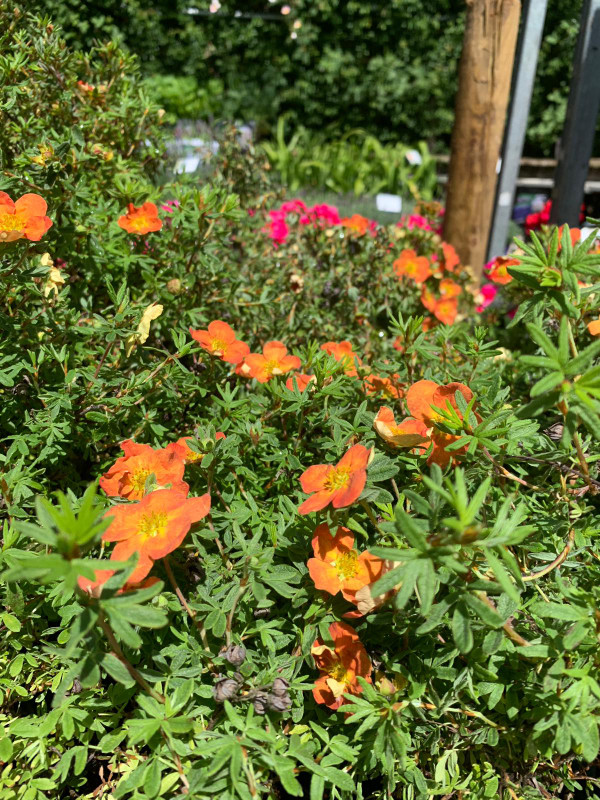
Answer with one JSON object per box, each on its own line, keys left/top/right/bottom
{"left": 0, "top": 192, "right": 53, "bottom": 243}
{"left": 77, "top": 568, "right": 115, "bottom": 597}
{"left": 99, "top": 440, "right": 188, "bottom": 501}
{"left": 166, "top": 432, "right": 226, "bottom": 463}
{"left": 298, "top": 443, "right": 370, "bottom": 515}
{"left": 363, "top": 373, "right": 404, "bottom": 399}
{"left": 487, "top": 256, "right": 519, "bottom": 285}
{"left": 285, "top": 373, "right": 315, "bottom": 392}
{"left": 433, "top": 296, "right": 458, "bottom": 325}
{"left": 242, "top": 341, "right": 301, "bottom": 383}
{"left": 393, "top": 249, "right": 431, "bottom": 284}
{"left": 189, "top": 320, "right": 250, "bottom": 365}
{"left": 312, "top": 621, "right": 372, "bottom": 709}
{"left": 341, "top": 214, "right": 370, "bottom": 237}
{"left": 558, "top": 226, "right": 581, "bottom": 248}
{"left": 354, "top": 559, "right": 402, "bottom": 616}
{"left": 439, "top": 278, "right": 462, "bottom": 299}
{"left": 587, "top": 318, "right": 600, "bottom": 336}
{"left": 321, "top": 341, "right": 362, "bottom": 377}
{"left": 420, "top": 285, "right": 437, "bottom": 313}
{"left": 308, "top": 523, "right": 384, "bottom": 603}
{"left": 406, "top": 380, "right": 475, "bottom": 467}
{"left": 101, "top": 489, "right": 211, "bottom": 584}
{"left": 77, "top": 569, "right": 159, "bottom": 597}
{"left": 373, "top": 406, "right": 430, "bottom": 451}
{"left": 118, "top": 202, "right": 162, "bottom": 235}
{"left": 442, "top": 242, "right": 460, "bottom": 272}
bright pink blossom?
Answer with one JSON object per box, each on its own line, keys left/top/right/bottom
{"left": 476, "top": 283, "right": 498, "bottom": 312}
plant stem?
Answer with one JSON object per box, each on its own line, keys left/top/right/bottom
{"left": 521, "top": 528, "right": 575, "bottom": 582}
{"left": 478, "top": 593, "right": 530, "bottom": 648}
{"left": 163, "top": 556, "right": 213, "bottom": 659}
{"left": 360, "top": 500, "right": 383, "bottom": 534}
{"left": 226, "top": 575, "right": 249, "bottom": 647}
{"left": 97, "top": 611, "right": 165, "bottom": 702}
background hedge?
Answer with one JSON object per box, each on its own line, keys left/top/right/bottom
{"left": 30, "top": 0, "right": 591, "bottom": 156}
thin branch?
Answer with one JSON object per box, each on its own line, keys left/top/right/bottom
{"left": 97, "top": 612, "right": 165, "bottom": 702}
{"left": 521, "top": 528, "right": 575, "bottom": 582}
{"left": 163, "top": 556, "right": 214, "bottom": 662}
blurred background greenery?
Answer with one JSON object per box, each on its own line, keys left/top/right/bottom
{"left": 32, "top": 0, "right": 591, "bottom": 158}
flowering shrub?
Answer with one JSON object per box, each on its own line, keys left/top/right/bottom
{"left": 3, "top": 8, "right": 600, "bottom": 800}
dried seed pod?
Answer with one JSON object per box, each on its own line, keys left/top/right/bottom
{"left": 253, "top": 692, "right": 269, "bottom": 715}
{"left": 271, "top": 678, "right": 289, "bottom": 697}
{"left": 544, "top": 422, "right": 564, "bottom": 441}
{"left": 224, "top": 644, "right": 246, "bottom": 667}
{"left": 267, "top": 693, "right": 291, "bottom": 712}
{"left": 213, "top": 678, "right": 239, "bottom": 703}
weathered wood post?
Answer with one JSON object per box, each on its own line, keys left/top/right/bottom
{"left": 443, "top": 0, "right": 521, "bottom": 282}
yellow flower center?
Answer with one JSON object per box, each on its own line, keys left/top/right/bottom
{"left": 128, "top": 215, "right": 150, "bottom": 232}
{"left": 0, "top": 212, "right": 26, "bottom": 232}
{"left": 138, "top": 511, "right": 168, "bottom": 540}
{"left": 186, "top": 448, "right": 205, "bottom": 463}
{"left": 335, "top": 550, "right": 359, "bottom": 580}
{"left": 405, "top": 261, "right": 416, "bottom": 274}
{"left": 329, "top": 661, "right": 350, "bottom": 683}
{"left": 130, "top": 468, "right": 151, "bottom": 495}
{"left": 265, "top": 359, "right": 283, "bottom": 376}
{"left": 210, "top": 338, "right": 227, "bottom": 355}
{"left": 324, "top": 466, "right": 351, "bottom": 492}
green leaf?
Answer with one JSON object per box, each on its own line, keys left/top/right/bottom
{"left": 464, "top": 594, "right": 505, "bottom": 628}
{"left": 0, "top": 737, "right": 13, "bottom": 762}
{"left": 452, "top": 604, "right": 473, "bottom": 653}
{"left": 143, "top": 758, "right": 162, "bottom": 798}
{"left": 101, "top": 653, "right": 136, "bottom": 688}
{"left": 2, "top": 613, "right": 21, "bottom": 632}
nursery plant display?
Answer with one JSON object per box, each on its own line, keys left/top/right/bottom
{"left": 2, "top": 6, "right": 600, "bottom": 800}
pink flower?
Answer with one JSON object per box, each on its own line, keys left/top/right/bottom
{"left": 160, "top": 200, "right": 180, "bottom": 214}
{"left": 280, "top": 199, "right": 308, "bottom": 215}
{"left": 247, "top": 208, "right": 256, "bottom": 217}
{"left": 476, "top": 283, "right": 498, "bottom": 312}
{"left": 309, "top": 204, "right": 341, "bottom": 227}
{"left": 398, "top": 214, "right": 433, "bottom": 232}
{"left": 262, "top": 212, "right": 289, "bottom": 245}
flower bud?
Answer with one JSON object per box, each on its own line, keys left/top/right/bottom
{"left": 213, "top": 678, "right": 239, "bottom": 703}
{"left": 267, "top": 693, "right": 291, "bottom": 712}
{"left": 224, "top": 644, "right": 246, "bottom": 667}
{"left": 167, "top": 278, "right": 181, "bottom": 294}
{"left": 271, "top": 678, "right": 289, "bottom": 697}
{"left": 253, "top": 693, "right": 269, "bottom": 715}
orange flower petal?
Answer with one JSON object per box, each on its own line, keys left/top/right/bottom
{"left": 337, "top": 443, "right": 370, "bottom": 472}
{"left": 331, "top": 468, "right": 366, "bottom": 508}
{"left": 300, "top": 464, "right": 331, "bottom": 493}
{"left": 406, "top": 380, "right": 438, "bottom": 423}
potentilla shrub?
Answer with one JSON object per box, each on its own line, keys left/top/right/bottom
{"left": 3, "top": 7, "right": 600, "bottom": 800}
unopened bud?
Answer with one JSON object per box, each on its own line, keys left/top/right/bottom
{"left": 271, "top": 678, "right": 289, "bottom": 697}
{"left": 167, "top": 278, "right": 181, "bottom": 294}
{"left": 224, "top": 644, "right": 246, "bottom": 667}
{"left": 267, "top": 693, "right": 291, "bottom": 712}
{"left": 213, "top": 678, "right": 239, "bottom": 702}
{"left": 253, "top": 693, "right": 269, "bottom": 715}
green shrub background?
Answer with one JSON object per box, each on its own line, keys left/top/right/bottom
{"left": 30, "top": 0, "right": 591, "bottom": 155}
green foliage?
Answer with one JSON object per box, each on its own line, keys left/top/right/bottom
{"left": 2, "top": 6, "right": 600, "bottom": 800}
{"left": 31, "top": 0, "right": 593, "bottom": 156}
{"left": 261, "top": 118, "right": 438, "bottom": 198}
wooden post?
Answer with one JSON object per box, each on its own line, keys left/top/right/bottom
{"left": 443, "top": 0, "right": 521, "bottom": 282}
